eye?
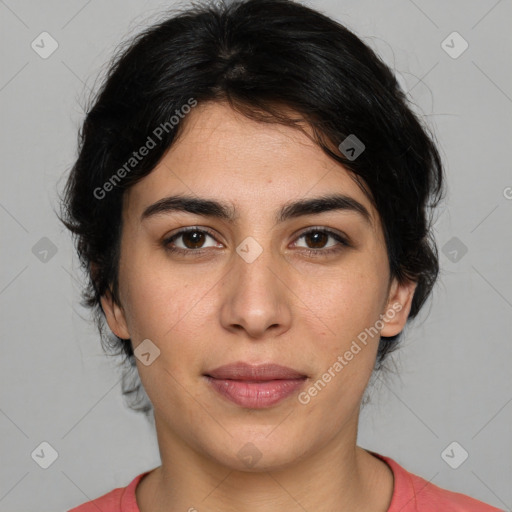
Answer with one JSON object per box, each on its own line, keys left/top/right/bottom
{"left": 162, "top": 227, "right": 221, "bottom": 254}
{"left": 292, "top": 227, "right": 349, "bottom": 256}
{"left": 162, "top": 226, "right": 350, "bottom": 257}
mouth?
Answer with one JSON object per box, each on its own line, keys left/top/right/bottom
{"left": 203, "top": 362, "right": 308, "bottom": 409}
{"left": 204, "top": 362, "right": 307, "bottom": 380}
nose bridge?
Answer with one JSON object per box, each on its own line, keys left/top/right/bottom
{"left": 234, "top": 233, "right": 280, "bottom": 301}
{"left": 220, "top": 233, "right": 291, "bottom": 337}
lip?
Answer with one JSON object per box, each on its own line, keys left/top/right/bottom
{"left": 204, "top": 362, "right": 307, "bottom": 409}
{"left": 205, "top": 362, "right": 307, "bottom": 380}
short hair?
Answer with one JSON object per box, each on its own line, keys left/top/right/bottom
{"left": 59, "top": 0, "right": 445, "bottom": 415}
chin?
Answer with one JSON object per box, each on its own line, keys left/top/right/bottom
{"left": 204, "top": 432, "right": 309, "bottom": 473}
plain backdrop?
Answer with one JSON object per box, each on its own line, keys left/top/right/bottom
{"left": 0, "top": 0, "right": 511, "bottom": 510}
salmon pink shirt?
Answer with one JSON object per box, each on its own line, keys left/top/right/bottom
{"left": 67, "top": 452, "right": 503, "bottom": 511}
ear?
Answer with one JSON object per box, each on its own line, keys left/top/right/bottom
{"left": 100, "top": 288, "right": 130, "bottom": 340}
{"left": 379, "top": 277, "right": 417, "bottom": 337}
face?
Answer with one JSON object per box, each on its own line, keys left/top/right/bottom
{"left": 102, "top": 101, "right": 416, "bottom": 472}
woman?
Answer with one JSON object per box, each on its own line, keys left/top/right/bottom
{"left": 61, "top": 0, "right": 502, "bottom": 510}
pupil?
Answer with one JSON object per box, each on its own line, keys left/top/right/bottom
{"left": 185, "top": 231, "right": 204, "bottom": 248}
{"left": 308, "top": 231, "right": 327, "bottom": 248}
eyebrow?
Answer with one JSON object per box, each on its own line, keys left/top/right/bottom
{"left": 141, "top": 193, "right": 372, "bottom": 226}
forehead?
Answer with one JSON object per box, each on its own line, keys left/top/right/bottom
{"left": 123, "top": 101, "right": 379, "bottom": 230}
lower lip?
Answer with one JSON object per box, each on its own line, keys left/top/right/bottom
{"left": 204, "top": 376, "right": 307, "bottom": 409}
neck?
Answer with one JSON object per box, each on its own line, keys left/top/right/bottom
{"left": 136, "top": 415, "right": 394, "bottom": 512}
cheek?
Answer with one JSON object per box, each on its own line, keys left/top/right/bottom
{"left": 117, "top": 245, "right": 177, "bottom": 339}
{"left": 297, "top": 262, "right": 387, "bottom": 399}
{"left": 308, "top": 264, "right": 387, "bottom": 345}
{"left": 303, "top": 281, "right": 382, "bottom": 414}
{"left": 118, "top": 255, "right": 212, "bottom": 402}
{"left": 118, "top": 247, "right": 219, "bottom": 352}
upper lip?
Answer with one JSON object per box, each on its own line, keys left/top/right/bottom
{"left": 205, "top": 362, "right": 307, "bottom": 381}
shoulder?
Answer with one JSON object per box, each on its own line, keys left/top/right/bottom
{"left": 67, "top": 471, "right": 150, "bottom": 512}
{"left": 370, "top": 451, "right": 504, "bottom": 512}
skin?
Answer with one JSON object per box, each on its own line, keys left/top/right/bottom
{"left": 101, "top": 101, "right": 417, "bottom": 512}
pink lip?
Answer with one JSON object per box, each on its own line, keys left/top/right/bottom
{"left": 205, "top": 362, "right": 307, "bottom": 380}
{"left": 204, "top": 362, "right": 307, "bottom": 409}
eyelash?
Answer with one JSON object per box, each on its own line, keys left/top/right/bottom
{"left": 162, "top": 226, "right": 350, "bottom": 258}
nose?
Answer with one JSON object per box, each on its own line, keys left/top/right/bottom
{"left": 219, "top": 238, "right": 293, "bottom": 339}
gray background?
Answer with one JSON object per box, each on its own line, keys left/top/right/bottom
{"left": 1, "top": 0, "right": 511, "bottom": 510}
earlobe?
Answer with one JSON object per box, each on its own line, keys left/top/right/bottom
{"left": 379, "top": 278, "right": 417, "bottom": 338}
{"left": 100, "top": 289, "right": 130, "bottom": 339}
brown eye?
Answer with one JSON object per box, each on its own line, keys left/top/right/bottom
{"left": 303, "top": 230, "right": 329, "bottom": 249}
{"left": 181, "top": 230, "right": 207, "bottom": 249}
{"left": 293, "top": 228, "right": 350, "bottom": 256}
{"left": 163, "top": 227, "right": 220, "bottom": 254}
